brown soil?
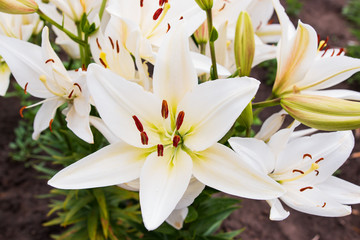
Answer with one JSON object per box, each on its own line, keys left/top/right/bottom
{"left": 1, "top": 0, "right": 360, "bottom": 239}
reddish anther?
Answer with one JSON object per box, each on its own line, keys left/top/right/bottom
{"left": 159, "top": 0, "right": 165, "bottom": 6}
{"left": 315, "top": 157, "right": 324, "bottom": 163}
{"left": 73, "top": 83, "right": 82, "bottom": 92}
{"left": 300, "top": 186, "right": 313, "bottom": 192}
{"left": 173, "top": 135, "right": 181, "bottom": 147}
{"left": 45, "top": 59, "right": 55, "bottom": 64}
{"left": 321, "top": 46, "right": 329, "bottom": 57}
{"left": 161, "top": 100, "right": 169, "bottom": 119}
{"left": 24, "top": 82, "right": 28, "bottom": 94}
{"left": 140, "top": 0, "right": 144, "bottom": 7}
{"left": 292, "top": 169, "right": 304, "bottom": 174}
{"left": 99, "top": 58, "right": 108, "bottom": 68}
{"left": 315, "top": 170, "right": 319, "bottom": 176}
{"left": 82, "top": 64, "right": 87, "bottom": 71}
{"left": 176, "top": 111, "right": 185, "bottom": 130}
{"left": 141, "top": 131, "right": 149, "bottom": 145}
{"left": 96, "top": 38, "right": 102, "bottom": 50}
{"left": 68, "top": 89, "right": 74, "bottom": 99}
{"left": 19, "top": 106, "right": 26, "bottom": 118}
{"left": 322, "top": 202, "right": 326, "bottom": 208}
{"left": 317, "top": 34, "right": 320, "bottom": 45}
{"left": 166, "top": 23, "right": 171, "bottom": 33}
{"left": 108, "top": 36, "right": 114, "bottom": 49}
{"left": 153, "top": 8, "right": 163, "bottom": 20}
{"left": 157, "top": 144, "right": 164, "bottom": 156}
{"left": 132, "top": 115, "right": 144, "bottom": 132}
{"left": 49, "top": 119, "right": 54, "bottom": 132}
{"left": 337, "top": 48, "right": 344, "bottom": 56}
{"left": 218, "top": 3, "right": 226, "bottom": 11}
{"left": 303, "top": 153, "right": 312, "bottom": 159}
{"left": 179, "top": 16, "right": 183, "bottom": 20}
{"left": 116, "top": 40, "right": 120, "bottom": 53}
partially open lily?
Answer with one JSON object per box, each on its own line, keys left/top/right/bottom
{"left": 48, "top": 23, "right": 284, "bottom": 230}
{"left": 0, "top": 27, "right": 93, "bottom": 143}
{"left": 229, "top": 128, "right": 360, "bottom": 220}
{"left": 49, "top": 0, "right": 101, "bottom": 22}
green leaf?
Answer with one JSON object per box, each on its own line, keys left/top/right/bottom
{"left": 184, "top": 206, "right": 198, "bottom": 223}
{"left": 87, "top": 208, "right": 98, "bottom": 240}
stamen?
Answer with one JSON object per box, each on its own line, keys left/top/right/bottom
{"left": 99, "top": 58, "right": 108, "bottom": 68}
{"left": 161, "top": 100, "right": 169, "bottom": 119}
{"left": 300, "top": 186, "right": 313, "bottom": 192}
{"left": 292, "top": 169, "right": 304, "bottom": 174}
{"left": 19, "top": 106, "right": 26, "bottom": 118}
{"left": 99, "top": 52, "right": 109, "bottom": 68}
{"left": 141, "top": 131, "right": 149, "bottom": 145}
{"left": 321, "top": 46, "right": 329, "bottom": 57}
{"left": 140, "top": 0, "right": 144, "bottom": 7}
{"left": 39, "top": 75, "right": 63, "bottom": 97}
{"left": 337, "top": 48, "right": 344, "bottom": 56}
{"left": 73, "top": 83, "right": 82, "bottom": 92}
{"left": 157, "top": 144, "right": 164, "bottom": 156}
{"left": 322, "top": 202, "right": 326, "bottom": 208}
{"left": 116, "top": 40, "right": 120, "bottom": 53}
{"left": 256, "top": 21, "right": 263, "bottom": 31}
{"left": 318, "top": 36, "right": 329, "bottom": 51}
{"left": 317, "top": 34, "right": 320, "bottom": 46}
{"left": 179, "top": 16, "right": 183, "bottom": 20}
{"left": 24, "top": 82, "right": 28, "bottom": 94}
{"left": 159, "top": 0, "right": 165, "bottom": 6}
{"left": 303, "top": 153, "right": 312, "bottom": 159}
{"left": 315, "top": 170, "right": 319, "bottom": 176}
{"left": 153, "top": 8, "right": 163, "bottom": 20}
{"left": 173, "top": 135, "right": 181, "bottom": 147}
{"left": 45, "top": 59, "right": 55, "bottom": 64}
{"left": 68, "top": 89, "right": 74, "bottom": 99}
{"left": 315, "top": 157, "right": 324, "bottom": 163}
{"left": 49, "top": 119, "right": 54, "bottom": 132}
{"left": 176, "top": 111, "right": 185, "bottom": 130}
{"left": 132, "top": 115, "right": 144, "bottom": 132}
{"left": 280, "top": 163, "right": 319, "bottom": 183}
{"left": 108, "top": 36, "right": 114, "bottom": 49}
{"left": 331, "top": 49, "right": 335, "bottom": 57}
{"left": 82, "top": 64, "right": 87, "bottom": 71}
{"left": 167, "top": 23, "right": 171, "bottom": 33}
{"left": 96, "top": 38, "right": 102, "bottom": 50}
{"left": 218, "top": 3, "right": 226, "bottom": 12}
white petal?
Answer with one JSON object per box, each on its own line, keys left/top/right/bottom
{"left": 302, "top": 89, "right": 360, "bottom": 101}
{"left": 317, "top": 176, "right": 360, "bottom": 204}
{"left": 228, "top": 137, "right": 275, "bottom": 174}
{"left": 179, "top": 77, "right": 259, "bottom": 151}
{"left": 89, "top": 116, "right": 120, "bottom": 144}
{"left": 255, "top": 110, "right": 287, "bottom": 141}
{"left": 175, "top": 178, "right": 205, "bottom": 210}
{"left": 266, "top": 198, "right": 290, "bottom": 221}
{"left": 87, "top": 64, "right": 162, "bottom": 148}
{"left": 118, "top": 178, "right": 140, "bottom": 191}
{"left": 252, "top": 40, "right": 277, "bottom": 67}
{"left": 140, "top": 148, "right": 193, "bottom": 230}
{"left": 192, "top": 143, "right": 285, "bottom": 200}
{"left": 281, "top": 183, "right": 351, "bottom": 217}
{"left": 32, "top": 98, "right": 65, "bottom": 140}
{"left": 48, "top": 141, "right": 147, "bottom": 189}
{"left": 152, "top": 22, "right": 197, "bottom": 112}
{"left": 0, "top": 63, "right": 11, "bottom": 96}
{"left": 166, "top": 208, "right": 189, "bottom": 230}
{"left": 65, "top": 105, "right": 93, "bottom": 144}
{"left": 190, "top": 52, "right": 231, "bottom": 77}
{"left": 256, "top": 24, "right": 282, "bottom": 43}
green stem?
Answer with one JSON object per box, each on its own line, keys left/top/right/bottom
{"left": 37, "top": 10, "right": 86, "bottom": 46}
{"left": 99, "top": 0, "right": 108, "bottom": 20}
{"left": 206, "top": 9, "right": 218, "bottom": 80}
{"left": 56, "top": 109, "right": 73, "bottom": 152}
{"left": 76, "top": 23, "right": 86, "bottom": 66}
{"left": 252, "top": 98, "right": 281, "bottom": 109}
{"left": 199, "top": 43, "right": 207, "bottom": 82}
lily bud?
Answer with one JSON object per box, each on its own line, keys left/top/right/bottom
{"left": 238, "top": 102, "right": 253, "bottom": 131}
{"left": 234, "top": 11, "right": 255, "bottom": 77}
{"left": 194, "top": 21, "right": 209, "bottom": 44}
{"left": 194, "top": 0, "right": 213, "bottom": 10}
{"left": 281, "top": 94, "right": 360, "bottom": 131}
{"left": 0, "top": 0, "right": 38, "bottom": 14}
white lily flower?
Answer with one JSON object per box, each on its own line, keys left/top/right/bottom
{"left": 0, "top": 27, "right": 93, "bottom": 143}
{"left": 229, "top": 129, "right": 360, "bottom": 220}
{"left": 48, "top": 23, "right": 284, "bottom": 230}
{"left": 49, "top": 0, "right": 101, "bottom": 22}
{"left": 0, "top": 11, "right": 43, "bottom": 96}
{"left": 271, "top": 0, "right": 360, "bottom": 99}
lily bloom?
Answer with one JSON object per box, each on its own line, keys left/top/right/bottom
{"left": 0, "top": 27, "right": 93, "bottom": 143}
{"left": 229, "top": 127, "right": 360, "bottom": 220}
{"left": 48, "top": 23, "right": 284, "bottom": 230}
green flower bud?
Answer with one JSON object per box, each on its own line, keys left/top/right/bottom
{"left": 0, "top": 0, "right": 38, "bottom": 14}
{"left": 194, "top": 22, "right": 209, "bottom": 44}
{"left": 281, "top": 94, "right": 360, "bottom": 131}
{"left": 194, "top": 0, "right": 213, "bottom": 11}
{"left": 234, "top": 11, "right": 255, "bottom": 77}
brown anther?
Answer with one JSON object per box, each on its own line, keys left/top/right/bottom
{"left": 317, "top": 34, "right": 320, "bottom": 45}
{"left": 19, "top": 106, "right": 26, "bottom": 118}
{"left": 96, "top": 38, "right": 102, "bottom": 50}
{"left": 153, "top": 8, "right": 163, "bottom": 20}
{"left": 303, "top": 153, "right": 312, "bottom": 159}
{"left": 132, "top": 115, "right": 144, "bottom": 132}
{"left": 157, "top": 144, "right": 164, "bottom": 157}
{"left": 176, "top": 111, "right": 185, "bottom": 130}
{"left": 331, "top": 49, "right": 335, "bottom": 57}
{"left": 82, "top": 64, "right": 87, "bottom": 71}
{"left": 173, "top": 135, "right": 181, "bottom": 147}
{"left": 99, "top": 58, "right": 108, "bottom": 68}
{"left": 140, "top": 0, "right": 144, "bottom": 7}
{"left": 159, "top": 0, "right": 165, "bottom": 6}
{"left": 140, "top": 131, "right": 149, "bottom": 145}
{"left": 321, "top": 46, "right": 329, "bottom": 57}
{"left": 75, "top": 69, "right": 79, "bottom": 72}
{"left": 116, "top": 40, "right": 120, "bottom": 53}
{"left": 319, "top": 36, "right": 329, "bottom": 51}
{"left": 49, "top": 119, "right": 54, "bottom": 132}
{"left": 108, "top": 36, "right": 114, "bottom": 49}
{"left": 337, "top": 48, "right": 345, "bottom": 56}
{"left": 166, "top": 23, "right": 171, "bottom": 33}
{"left": 73, "top": 83, "right": 82, "bottom": 92}
{"left": 45, "top": 59, "right": 55, "bottom": 64}
{"left": 300, "top": 186, "right": 313, "bottom": 192}
{"left": 179, "top": 16, "right": 183, "bottom": 20}
{"left": 292, "top": 169, "right": 305, "bottom": 174}
{"left": 256, "top": 21, "right": 263, "bottom": 31}
{"left": 322, "top": 202, "right": 326, "bottom": 208}
{"left": 68, "top": 89, "right": 74, "bottom": 99}
{"left": 315, "top": 170, "right": 319, "bottom": 176}
{"left": 218, "top": 3, "right": 226, "bottom": 11}
{"left": 24, "top": 82, "right": 28, "bottom": 94}
{"left": 315, "top": 157, "right": 324, "bottom": 163}
{"left": 161, "top": 100, "right": 169, "bottom": 119}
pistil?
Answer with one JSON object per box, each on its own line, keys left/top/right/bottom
{"left": 279, "top": 163, "right": 319, "bottom": 183}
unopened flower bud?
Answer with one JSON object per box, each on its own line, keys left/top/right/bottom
{"left": 194, "top": 0, "right": 213, "bottom": 10}
{"left": 234, "top": 11, "right": 255, "bottom": 77}
{"left": 238, "top": 102, "right": 253, "bottom": 130}
{"left": 281, "top": 94, "right": 360, "bottom": 131}
{"left": 0, "top": 0, "right": 38, "bottom": 14}
{"left": 194, "top": 22, "right": 209, "bottom": 44}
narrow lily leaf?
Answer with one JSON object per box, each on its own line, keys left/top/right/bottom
{"left": 87, "top": 208, "right": 98, "bottom": 240}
